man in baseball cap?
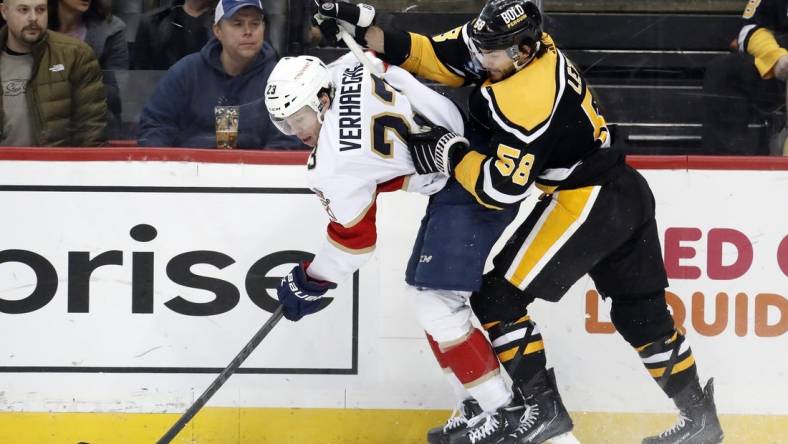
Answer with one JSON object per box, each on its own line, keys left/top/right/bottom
{"left": 139, "top": 0, "right": 301, "bottom": 149}
{"left": 214, "top": 0, "right": 263, "bottom": 24}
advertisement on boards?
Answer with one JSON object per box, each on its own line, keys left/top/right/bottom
{"left": 0, "top": 158, "right": 785, "bottom": 416}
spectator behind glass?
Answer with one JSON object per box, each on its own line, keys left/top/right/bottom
{"left": 0, "top": 0, "right": 107, "bottom": 146}
{"left": 137, "top": 0, "right": 303, "bottom": 149}
{"left": 48, "top": 0, "right": 128, "bottom": 138}
{"left": 703, "top": 0, "right": 788, "bottom": 155}
{"left": 132, "top": 0, "right": 216, "bottom": 69}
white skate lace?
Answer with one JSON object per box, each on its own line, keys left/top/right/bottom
{"left": 660, "top": 413, "right": 692, "bottom": 437}
{"left": 512, "top": 404, "right": 540, "bottom": 435}
{"left": 467, "top": 413, "right": 500, "bottom": 443}
{"left": 442, "top": 406, "right": 468, "bottom": 432}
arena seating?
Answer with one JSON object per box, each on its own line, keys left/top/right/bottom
{"left": 106, "top": 4, "right": 779, "bottom": 154}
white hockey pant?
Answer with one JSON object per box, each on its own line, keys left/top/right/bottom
{"left": 406, "top": 285, "right": 473, "bottom": 345}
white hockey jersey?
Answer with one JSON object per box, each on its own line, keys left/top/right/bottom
{"left": 307, "top": 53, "right": 465, "bottom": 284}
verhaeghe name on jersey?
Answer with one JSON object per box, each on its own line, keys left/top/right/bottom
{"left": 338, "top": 63, "right": 364, "bottom": 152}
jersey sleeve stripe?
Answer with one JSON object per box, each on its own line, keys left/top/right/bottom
{"left": 327, "top": 206, "right": 377, "bottom": 252}
{"left": 744, "top": 27, "right": 788, "bottom": 77}
{"left": 327, "top": 235, "right": 376, "bottom": 254}
{"left": 538, "top": 162, "right": 581, "bottom": 182}
{"left": 454, "top": 151, "right": 503, "bottom": 210}
{"left": 482, "top": 158, "right": 532, "bottom": 205}
{"left": 378, "top": 176, "right": 408, "bottom": 193}
{"left": 401, "top": 33, "right": 466, "bottom": 87}
{"left": 342, "top": 198, "right": 376, "bottom": 229}
{"left": 738, "top": 24, "right": 758, "bottom": 54}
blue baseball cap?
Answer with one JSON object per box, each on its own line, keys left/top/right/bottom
{"left": 214, "top": 0, "right": 264, "bottom": 24}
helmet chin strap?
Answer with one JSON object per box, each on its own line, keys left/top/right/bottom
{"left": 316, "top": 87, "right": 334, "bottom": 125}
{"left": 506, "top": 41, "right": 540, "bottom": 72}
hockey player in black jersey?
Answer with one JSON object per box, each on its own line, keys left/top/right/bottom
{"left": 316, "top": 1, "right": 724, "bottom": 443}
{"left": 703, "top": 0, "right": 788, "bottom": 154}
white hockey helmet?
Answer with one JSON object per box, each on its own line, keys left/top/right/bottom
{"left": 265, "top": 55, "right": 333, "bottom": 135}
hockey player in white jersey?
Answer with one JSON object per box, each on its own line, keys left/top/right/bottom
{"left": 265, "top": 54, "right": 525, "bottom": 444}
{"left": 266, "top": 53, "right": 455, "bottom": 290}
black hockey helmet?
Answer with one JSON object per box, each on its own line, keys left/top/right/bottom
{"left": 470, "top": 0, "right": 542, "bottom": 51}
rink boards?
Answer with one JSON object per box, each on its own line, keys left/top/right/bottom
{"left": 0, "top": 150, "right": 785, "bottom": 443}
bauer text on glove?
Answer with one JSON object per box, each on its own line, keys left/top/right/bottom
{"left": 276, "top": 261, "right": 337, "bottom": 321}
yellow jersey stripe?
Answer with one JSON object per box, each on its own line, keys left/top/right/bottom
{"left": 482, "top": 320, "right": 500, "bottom": 330}
{"left": 484, "top": 49, "right": 558, "bottom": 132}
{"left": 401, "top": 33, "right": 465, "bottom": 87}
{"left": 747, "top": 28, "right": 788, "bottom": 78}
{"left": 637, "top": 331, "right": 678, "bottom": 353}
{"left": 482, "top": 314, "right": 529, "bottom": 330}
{"left": 580, "top": 88, "right": 605, "bottom": 140}
{"left": 508, "top": 186, "right": 597, "bottom": 288}
{"left": 648, "top": 355, "right": 696, "bottom": 378}
{"left": 496, "top": 340, "right": 545, "bottom": 362}
{"left": 514, "top": 315, "right": 531, "bottom": 324}
{"left": 535, "top": 184, "right": 558, "bottom": 194}
{"left": 454, "top": 151, "right": 503, "bottom": 210}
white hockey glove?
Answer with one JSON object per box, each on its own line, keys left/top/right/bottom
{"left": 314, "top": 1, "right": 376, "bottom": 47}
{"left": 407, "top": 125, "right": 469, "bottom": 176}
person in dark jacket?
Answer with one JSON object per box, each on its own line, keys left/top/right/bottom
{"left": 48, "top": 0, "right": 128, "bottom": 138}
{"left": 137, "top": 0, "right": 301, "bottom": 149}
{"left": 702, "top": 0, "right": 788, "bottom": 155}
{"left": 132, "top": 0, "right": 216, "bottom": 70}
{"left": 0, "top": 0, "right": 107, "bottom": 146}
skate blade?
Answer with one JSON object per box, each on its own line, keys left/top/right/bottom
{"left": 546, "top": 431, "right": 581, "bottom": 444}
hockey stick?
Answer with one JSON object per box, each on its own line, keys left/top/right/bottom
{"left": 338, "top": 27, "right": 435, "bottom": 127}
{"left": 339, "top": 27, "right": 383, "bottom": 76}
{"left": 156, "top": 306, "right": 284, "bottom": 444}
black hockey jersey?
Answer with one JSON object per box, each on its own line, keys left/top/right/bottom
{"left": 384, "top": 24, "right": 617, "bottom": 209}
{"left": 738, "top": 0, "right": 788, "bottom": 78}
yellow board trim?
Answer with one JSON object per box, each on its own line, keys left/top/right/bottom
{"left": 0, "top": 409, "right": 783, "bottom": 443}
{"left": 497, "top": 340, "right": 545, "bottom": 362}
{"left": 509, "top": 187, "right": 595, "bottom": 288}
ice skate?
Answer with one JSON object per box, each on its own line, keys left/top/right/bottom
{"left": 504, "top": 368, "right": 578, "bottom": 444}
{"left": 428, "top": 399, "right": 483, "bottom": 444}
{"left": 447, "top": 409, "right": 512, "bottom": 444}
{"left": 642, "top": 379, "right": 723, "bottom": 444}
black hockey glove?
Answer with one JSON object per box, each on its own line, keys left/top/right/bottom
{"left": 312, "top": 15, "right": 344, "bottom": 47}
{"left": 276, "top": 261, "right": 337, "bottom": 321}
{"left": 313, "top": 1, "right": 376, "bottom": 47}
{"left": 407, "top": 125, "right": 470, "bottom": 176}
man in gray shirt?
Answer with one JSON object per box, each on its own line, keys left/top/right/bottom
{"left": 0, "top": 0, "right": 107, "bottom": 147}
{"left": 1, "top": 1, "right": 39, "bottom": 145}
